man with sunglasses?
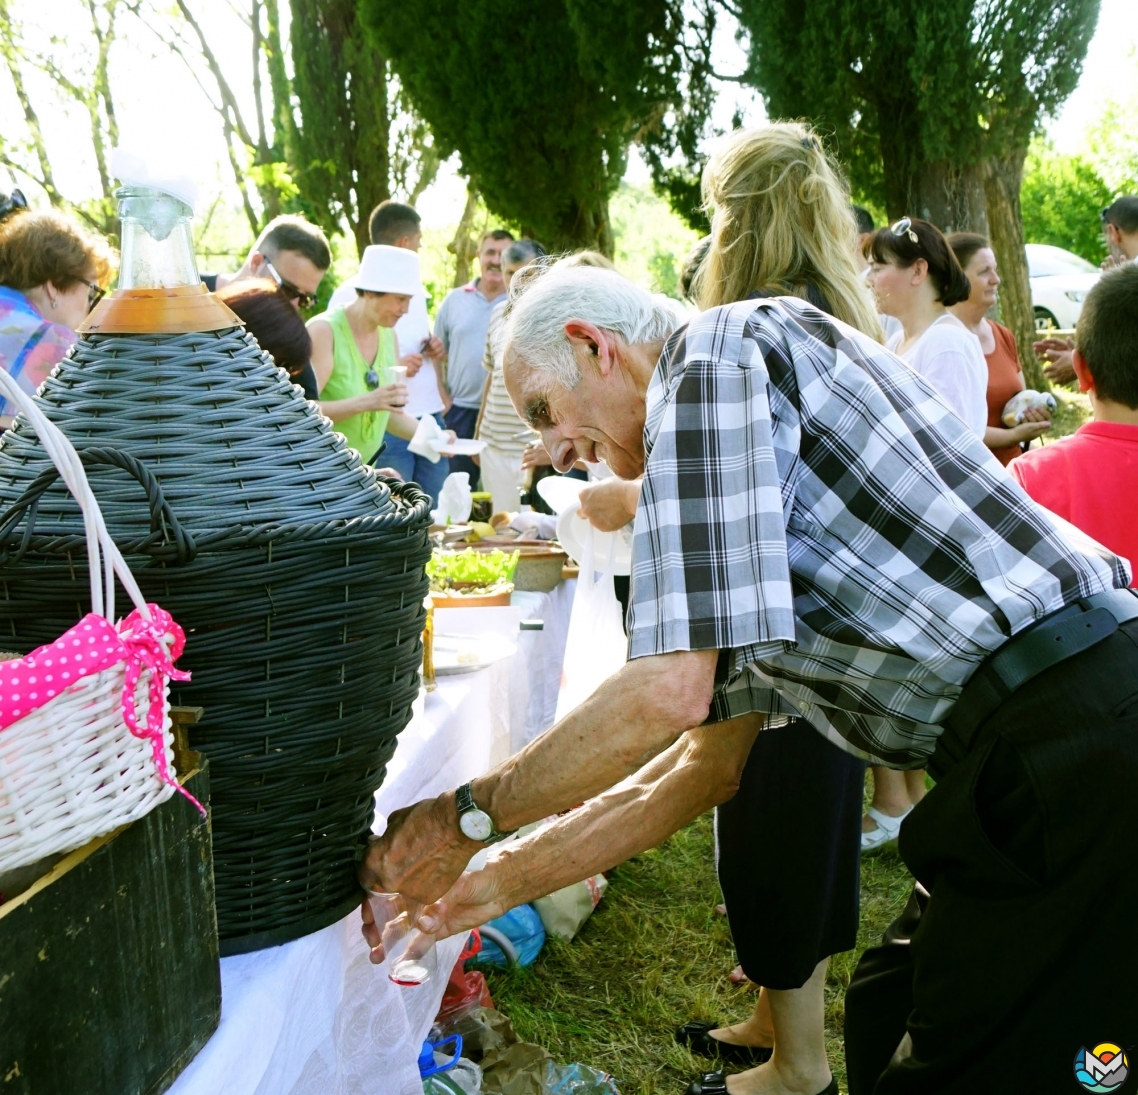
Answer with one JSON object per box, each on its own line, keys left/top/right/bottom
{"left": 208, "top": 214, "right": 331, "bottom": 310}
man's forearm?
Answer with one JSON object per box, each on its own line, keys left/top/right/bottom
{"left": 359, "top": 649, "right": 717, "bottom": 903}
{"left": 482, "top": 713, "right": 763, "bottom": 913}
{"left": 473, "top": 649, "right": 717, "bottom": 833}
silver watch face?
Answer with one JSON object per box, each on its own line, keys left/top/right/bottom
{"left": 459, "top": 808, "right": 494, "bottom": 842}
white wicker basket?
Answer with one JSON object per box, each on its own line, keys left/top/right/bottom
{"left": 0, "top": 369, "right": 194, "bottom": 874}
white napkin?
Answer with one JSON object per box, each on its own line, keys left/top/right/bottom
{"left": 408, "top": 414, "right": 447, "bottom": 463}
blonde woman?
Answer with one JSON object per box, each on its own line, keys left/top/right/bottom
{"left": 670, "top": 122, "right": 881, "bottom": 1095}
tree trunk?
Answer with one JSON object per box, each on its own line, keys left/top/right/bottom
{"left": 551, "top": 194, "right": 614, "bottom": 255}
{"left": 984, "top": 149, "right": 1045, "bottom": 390}
{"left": 448, "top": 183, "right": 480, "bottom": 288}
{"left": 912, "top": 159, "right": 988, "bottom": 235}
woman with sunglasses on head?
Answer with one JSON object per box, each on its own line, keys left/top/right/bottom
{"left": 867, "top": 217, "right": 987, "bottom": 438}
{"left": 947, "top": 233, "right": 1051, "bottom": 465}
{"left": 0, "top": 194, "right": 114, "bottom": 430}
{"left": 308, "top": 244, "right": 451, "bottom": 466}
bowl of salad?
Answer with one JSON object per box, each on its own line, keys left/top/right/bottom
{"left": 426, "top": 547, "right": 520, "bottom": 607}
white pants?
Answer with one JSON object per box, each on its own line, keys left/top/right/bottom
{"left": 478, "top": 445, "right": 525, "bottom": 514}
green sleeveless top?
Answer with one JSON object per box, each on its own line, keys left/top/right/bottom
{"left": 315, "top": 306, "right": 397, "bottom": 461}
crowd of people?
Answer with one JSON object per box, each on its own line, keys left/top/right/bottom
{"left": 1, "top": 119, "right": 1137, "bottom": 1095}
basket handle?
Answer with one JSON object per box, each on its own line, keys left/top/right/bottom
{"left": 0, "top": 446, "right": 196, "bottom": 566}
{"left": 0, "top": 370, "right": 147, "bottom": 623}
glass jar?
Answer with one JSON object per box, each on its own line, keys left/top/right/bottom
{"left": 116, "top": 186, "right": 200, "bottom": 290}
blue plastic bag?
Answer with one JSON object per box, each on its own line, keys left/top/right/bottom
{"left": 472, "top": 904, "right": 545, "bottom": 967}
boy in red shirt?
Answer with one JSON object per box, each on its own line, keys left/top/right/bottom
{"left": 1010, "top": 264, "right": 1138, "bottom": 585}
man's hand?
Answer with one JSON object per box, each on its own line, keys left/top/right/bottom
{"left": 359, "top": 793, "right": 480, "bottom": 905}
{"left": 578, "top": 478, "right": 641, "bottom": 532}
{"left": 1033, "top": 336, "right": 1076, "bottom": 385}
{"left": 423, "top": 335, "right": 446, "bottom": 360}
{"left": 520, "top": 440, "right": 553, "bottom": 470}
{"left": 416, "top": 866, "right": 511, "bottom": 943}
{"left": 401, "top": 353, "right": 424, "bottom": 378}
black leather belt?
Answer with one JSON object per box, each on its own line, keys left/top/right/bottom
{"left": 929, "top": 587, "right": 1138, "bottom": 780}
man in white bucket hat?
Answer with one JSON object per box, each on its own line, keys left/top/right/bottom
{"left": 309, "top": 245, "right": 452, "bottom": 468}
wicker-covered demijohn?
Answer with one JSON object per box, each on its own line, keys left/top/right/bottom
{"left": 0, "top": 327, "right": 431, "bottom": 953}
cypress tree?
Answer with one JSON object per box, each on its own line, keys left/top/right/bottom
{"left": 358, "top": 0, "right": 689, "bottom": 253}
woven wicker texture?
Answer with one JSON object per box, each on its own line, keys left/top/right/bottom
{"left": 0, "top": 328, "right": 432, "bottom": 950}
{"left": 0, "top": 667, "right": 175, "bottom": 870}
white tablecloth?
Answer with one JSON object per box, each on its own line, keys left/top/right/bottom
{"left": 169, "top": 583, "right": 576, "bottom": 1095}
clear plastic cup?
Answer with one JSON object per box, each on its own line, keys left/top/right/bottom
{"left": 368, "top": 891, "right": 438, "bottom": 986}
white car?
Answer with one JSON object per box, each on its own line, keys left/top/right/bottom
{"left": 1026, "top": 243, "right": 1100, "bottom": 331}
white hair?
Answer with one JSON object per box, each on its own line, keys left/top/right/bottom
{"left": 503, "top": 264, "right": 680, "bottom": 390}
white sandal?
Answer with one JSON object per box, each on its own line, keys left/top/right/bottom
{"left": 861, "top": 806, "right": 911, "bottom": 850}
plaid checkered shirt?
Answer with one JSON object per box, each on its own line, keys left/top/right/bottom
{"left": 626, "top": 298, "right": 1131, "bottom": 767}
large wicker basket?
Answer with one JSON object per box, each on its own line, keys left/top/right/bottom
{"left": 0, "top": 327, "right": 431, "bottom": 953}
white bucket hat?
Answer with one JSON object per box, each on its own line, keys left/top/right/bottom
{"left": 355, "top": 244, "right": 425, "bottom": 297}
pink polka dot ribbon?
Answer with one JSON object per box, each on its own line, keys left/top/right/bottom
{"left": 0, "top": 606, "right": 204, "bottom": 815}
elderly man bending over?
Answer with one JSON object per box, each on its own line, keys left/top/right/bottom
{"left": 361, "top": 265, "right": 1138, "bottom": 1095}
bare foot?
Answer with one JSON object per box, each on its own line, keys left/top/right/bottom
{"left": 724, "top": 1058, "right": 832, "bottom": 1095}
{"left": 711, "top": 1020, "right": 775, "bottom": 1050}
{"left": 715, "top": 903, "right": 727, "bottom": 916}
{"left": 728, "top": 965, "right": 751, "bottom": 985}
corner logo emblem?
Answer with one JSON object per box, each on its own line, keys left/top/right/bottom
{"left": 1074, "top": 1044, "right": 1129, "bottom": 1091}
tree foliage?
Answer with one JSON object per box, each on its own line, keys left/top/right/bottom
{"left": 359, "top": 0, "right": 692, "bottom": 253}
{"left": 737, "top": 0, "right": 1099, "bottom": 386}
{"left": 739, "top": 0, "right": 1097, "bottom": 223}
{"left": 0, "top": 0, "right": 125, "bottom": 234}
{"left": 288, "top": 0, "right": 439, "bottom": 256}
{"left": 1021, "top": 141, "right": 1111, "bottom": 264}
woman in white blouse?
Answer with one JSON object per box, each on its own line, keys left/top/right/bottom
{"left": 861, "top": 216, "right": 987, "bottom": 853}
{"left": 868, "top": 216, "right": 987, "bottom": 438}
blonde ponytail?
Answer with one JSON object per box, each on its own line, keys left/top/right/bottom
{"left": 697, "top": 122, "right": 883, "bottom": 341}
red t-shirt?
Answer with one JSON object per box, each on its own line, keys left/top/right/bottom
{"left": 985, "top": 321, "right": 1025, "bottom": 466}
{"left": 1008, "top": 421, "right": 1138, "bottom": 585}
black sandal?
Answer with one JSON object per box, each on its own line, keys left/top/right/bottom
{"left": 684, "top": 1071, "right": 728, "bottom": 1095}
{"left": 682, "top": 1070, "right": 838, "bottom": 1095}
{"left": 675, "top": 1020, "right": 773, "bottom": 1066}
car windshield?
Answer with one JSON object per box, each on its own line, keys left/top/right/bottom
{"left": 1026, "top": 245, "right": 1098, "bottom": 278}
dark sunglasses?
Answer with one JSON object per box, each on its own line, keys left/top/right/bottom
{"left": 0, "top": 189, "right": 27, "bottom": 221}
{"left": 264, "top": 258, "right": 316, "bottom": 309}
{"left": 890, "top": 217, "right": 920, "bottom": 245}
{"left": 83, "top": 279, "right": 106, "bottom": 312}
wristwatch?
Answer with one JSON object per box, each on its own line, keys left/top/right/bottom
{"left": 455, "top": 782, "right": 515, "bottom": 844}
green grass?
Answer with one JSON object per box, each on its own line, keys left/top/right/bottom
{"left": 483, "top": 810, "right": 914, "bottom": 1095}
{"left": 1045, "top": 385, "right": 1091, "bottom": 441}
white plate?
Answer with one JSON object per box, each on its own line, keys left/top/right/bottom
{"left": 437, "top": 438, "right": 487, "bottom": 456}
{"left": 537, "top": 475, "right": 588, "bottom": 514}
{"left": 432, "top": 631, "right": 518, "bottom": 675}
{"left": 556, "top": 502, "right": 633, "bottom": 576}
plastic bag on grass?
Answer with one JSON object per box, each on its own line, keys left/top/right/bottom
{"left": 533, "top": 873, "right": 608, "bottom": 942}
{"left": 545, "top": 1062, "right": 621, "bottom": 1094}
{"left": 481, "top": 1042, "right": 554, "bottom": 1095}
{"left": 436, "top": 929, "right": 495, "bottom": 1028}
{"left": 472, "top": 904, "right": 545, "bottom": 968}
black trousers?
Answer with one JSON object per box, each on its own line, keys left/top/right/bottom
{"left": 716, "top": 719, "right": 866, "bottom": 990}
{"left": 845, "top": 619, "right": 1138, "bottom": 1094}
